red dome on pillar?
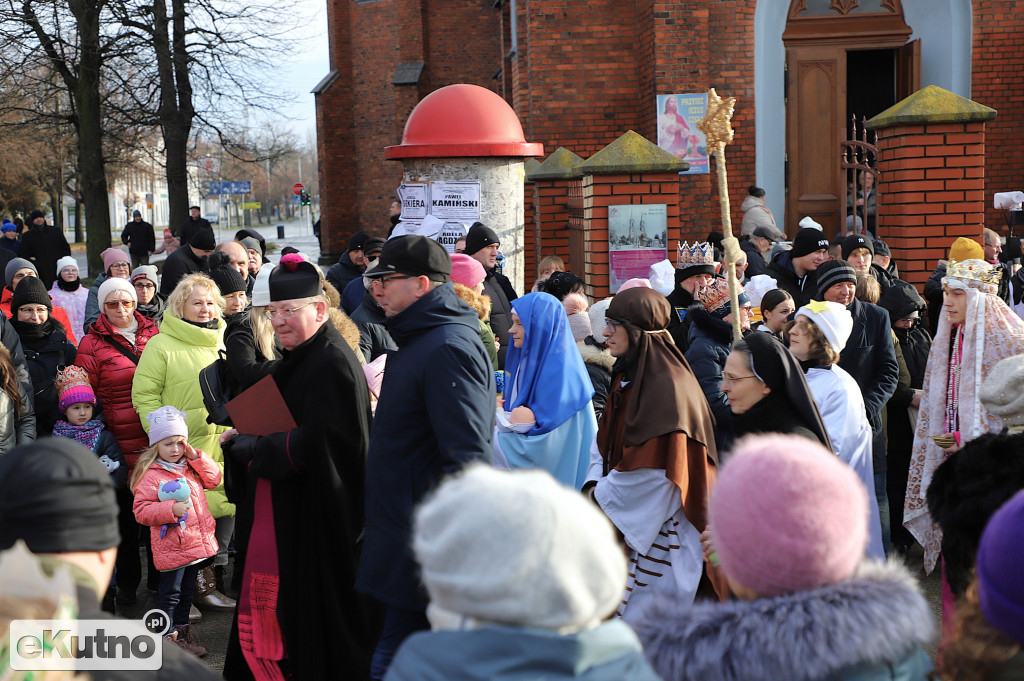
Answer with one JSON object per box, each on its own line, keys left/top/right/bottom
{"left": 385, "top": 84, "right": 544, "bottom": 159}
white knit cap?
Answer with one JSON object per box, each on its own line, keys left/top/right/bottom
{"left": 97, "top": 276, "right": 138, "bottom": 306}
{"left": 588, "top": 298, "right": 612, "bottom": 338}
{"left": 647, "top": 259, "right": 675, "bottom": 296}
{"left": 147, "top": 406, "right": 189, "bottom": 445}
{"left": 799, "top": 216, "right": 824, "bottom": 231}
{"left": 56, "top": 256, "right": 78, "bottom": 276}
{"left": 744, "top": 274, "right": 778, "bottom": 308}
{"left": 251, "top": 263, "right": 273, "bottom": 307}
{"left": 796, "top": 300, "right": 853, "bottom": 354}
{"left": 413, "top": 464, "right": 626, "bottom": 631}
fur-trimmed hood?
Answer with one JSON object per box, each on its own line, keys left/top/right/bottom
{"left": 578, "top": 338, "right": 615, "bottom": 371}
{"left": 686, "top": 306, "right": 733, "bottom": 345}
{"left": 636, "top": 560, "right": 934, "bottom": 681}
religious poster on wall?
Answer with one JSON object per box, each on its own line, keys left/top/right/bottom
{"left": 656, "top": 93, "right": 709, "bottom": 175}
{"left": 608, "top": 204, "right": 668, "bottom": 292}
{"left": 429, "top": 181, "right": 481, "bottom": 221}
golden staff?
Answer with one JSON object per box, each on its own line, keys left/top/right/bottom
{"left": 697, "top": 89, "right": 742, "bottom": 342}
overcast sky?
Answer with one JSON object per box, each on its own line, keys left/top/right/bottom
{"left": 271, "top": 0, "right": 330, "bottom": 141}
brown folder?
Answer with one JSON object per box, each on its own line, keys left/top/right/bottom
{"left": 225, "top": 374, "right": 297, "bottom": 436}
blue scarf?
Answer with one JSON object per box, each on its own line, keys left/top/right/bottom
{"left": 52, "top": 418, "right": 104, "bottom": 453}
{"left": 503, "top": 292, "right": 594, "bottom": 435}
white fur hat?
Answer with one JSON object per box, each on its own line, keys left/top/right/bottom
{"left": 250, "top": 263, "right": 274, "bottom": 307}
{"left": 588, "top": 298, "right": 612, "bottom": 339}
{"left": 980, "top": 355, "right": 1024, "bottom": 429}
{"left": 413, "top": 464, "right": 626, "bottom": 631}
{"left": 744, "top": 274, "right": 778, "bottom": 308}
{"left": 647, "top": 259, "right": 675, "bottom": 297}
{"left": 799, "top": 216, "right": 824, "bottom": 231}
{"left": 796, "top": 300, "right": 853, "bottom": 354}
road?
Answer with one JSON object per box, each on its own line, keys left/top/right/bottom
{"left": 74, "top": 216, "right": 324, "bottom": 275}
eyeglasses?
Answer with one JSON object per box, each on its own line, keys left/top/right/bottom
{"left": 133, "top": 282, "right": 155, "bottom": 290}
{"left": 604, "top": 320, "right": 623, "bottom": 332}
{"left": 104, "top": 300, "right": 135, "bottom": 309}
{"left": 110, "top": 262, "right": 131, "bottom": 269}
{"left": 264, "top": 302, "right": 314, "bottom": 320}
{"left": 722, "top": 373, "right": 759, "bottom": 385}
{"left": 370, "top": 274, "right": 413, "bottom": 288}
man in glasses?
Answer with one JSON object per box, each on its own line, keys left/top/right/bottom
{"left": 357, "top": 235, "right": 494, "bottom": 680}
{"left": 220, "top": 254, "right": 376, "bottom": 680}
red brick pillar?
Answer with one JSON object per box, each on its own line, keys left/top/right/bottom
{"left": 868, "top": 86, "right": 996, "bottom": 290}
{"left": 575, "top": 131, "right": 688, "bottom": 298}
{"left": 527, "top": 148, "right": 584, "bottom": 289}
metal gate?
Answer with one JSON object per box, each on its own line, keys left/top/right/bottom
{"left": 840, "top": 115, "right": 879, "bottom": 237}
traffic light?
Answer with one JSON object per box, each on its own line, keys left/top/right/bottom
{"left": 300, "top": 190, "right": 311, "bottom": 206}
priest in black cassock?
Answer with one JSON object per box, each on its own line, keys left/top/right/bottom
{"left": 221, "top": 253, "right": 375, "bottom": 680}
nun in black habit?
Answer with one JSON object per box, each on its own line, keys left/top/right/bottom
{"left": 723, "top": 332, "right": 833, "bottom": 450}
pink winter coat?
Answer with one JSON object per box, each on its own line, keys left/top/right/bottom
{"left": 132, "top": 452, "right": 221, "bottom": 571}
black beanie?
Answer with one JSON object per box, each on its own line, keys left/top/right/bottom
{"left": 208, "top": 251, "right": 247, "bottom": 296}
{"left": 816, "top": 260, "right": 857, "bottom": 297}
{"left": 841, "top": 234, "right": 874, "bottom": 260}
{"left": 270, "top": 254, "right": 322, "bottom": 301}
{"left": 0, "top": 438, "right": 120, "bottom": 553}
{"left": 28, "top": 209, "right": 45, "bottom": 222}
{"left": 12, "top": 276, "right": 52, "bottom": 312}
{"left": 538, "top": 271, "right": 584, "bottom": 301}
{"left": 792, "top": 228, "right": 831, "bottom": 259}
{"left": 464, "top": 222, "right": 500, "bottom": 256}
{"left": 348, "top": 230, "right": 369, "bottom": 252}
{"left": 190, "top": 226, "right": 216, "bottom": 251}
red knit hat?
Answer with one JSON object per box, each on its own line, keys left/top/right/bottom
{"left": 711, "top": 434, "right": 868, "bottom": 596}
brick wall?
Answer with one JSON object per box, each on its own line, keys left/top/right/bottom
{"left": 874, "top": 122, "right": 987, "bottom": 290}
{"left": 511, "top": 0, "right": 758, "bottom": 246}
{"left": 582, "top": 172, "right": 682, "bottom": 298}
{"left": 316, "top": 0, "right": 501, "bottom": 258}
{"left": 972, "top": 1, "right": 1024, "bottom": 231}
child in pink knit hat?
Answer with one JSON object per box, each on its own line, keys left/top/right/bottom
{"left": 634, "top": 433, "right": 935, "bottom": 681}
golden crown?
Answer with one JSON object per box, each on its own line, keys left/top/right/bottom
{"left": 677, "top": 241, "right": 714, "bottom": 269}
{"left": 946, "top": 258, "right": 1002, "bottom": 288}
{"left": 54, "top": 365, "right": 93, "bottom": 397}
{"left": 699, "top": 277, "right": 742, "bottom": 312}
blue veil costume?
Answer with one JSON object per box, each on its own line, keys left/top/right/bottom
{"left": 498, "top": 292, "right": 597, "bottom": 488}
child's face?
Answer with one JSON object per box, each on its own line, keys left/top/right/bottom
{"left": 156, "top": 436, "right": 186, "bottom": 463}
{"left": 66, "top": 402, "right": 93, "bottom": 426}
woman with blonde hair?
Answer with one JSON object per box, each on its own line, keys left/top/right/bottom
{"left": 132, "top": 272, "right": 235, "bottom": 611}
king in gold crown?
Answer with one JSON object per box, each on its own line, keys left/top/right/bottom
{"left": 677, "top": 241, "right": 715, "bottom": 270}
{"left": 944, "top": 258, "right": 1002, "bottom": 293}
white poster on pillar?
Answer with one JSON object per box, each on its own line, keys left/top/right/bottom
{"left": 398, "top": 183, "right": 429, "bottom": 220}
{"left": 430, "top": 181, "right": 481, "bottom": 221}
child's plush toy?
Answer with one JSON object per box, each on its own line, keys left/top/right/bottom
{"left": 158, "top": 477, "right": 192, "bottom": 538}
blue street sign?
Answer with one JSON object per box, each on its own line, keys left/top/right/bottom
{"left": 209, "top": 181, "right": 252, "bottom": 195}
{"left": 293, "top": 194, "right": 301, "bottom": 204}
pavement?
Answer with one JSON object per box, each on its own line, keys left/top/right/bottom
{"left": 74, "top": 216, "right": 324, "bottom": 275}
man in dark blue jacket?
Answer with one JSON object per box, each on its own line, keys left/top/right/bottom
{"left": 356, "top": 235, "right": 494, "bottom": 680}
{"left": 818, "top": 259, "right": 899, "bottom": 555}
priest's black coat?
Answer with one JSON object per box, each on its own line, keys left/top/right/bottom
{"left": 223, "top": 321, "right": 375, "bottom": 680}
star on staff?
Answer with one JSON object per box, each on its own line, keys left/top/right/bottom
{"left": 697, "top": 88, "right": 736, "bottom": 154}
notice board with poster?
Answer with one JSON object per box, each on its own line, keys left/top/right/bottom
{"left": 656, "top": 93, "right": 709, "bottom": 175}
{"left": 608, "top": 204, "right": 668, "bottom": 293}
{"left": 393, "top": 180, "right": 479, "bottom": 253}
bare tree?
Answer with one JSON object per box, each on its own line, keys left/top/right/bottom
{"left": 109, "top": 0, "right": 305, "bottom": 235}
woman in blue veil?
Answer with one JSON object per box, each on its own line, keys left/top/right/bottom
{"left": 496, "top": 292, "right": 598, "bottom": 488}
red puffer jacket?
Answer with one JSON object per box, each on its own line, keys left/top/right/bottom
{"left": 75, "top": 312, "right": 159, "bottom": 469}
{"left": 132, "top": 451, "right": 221, "bottom": 571}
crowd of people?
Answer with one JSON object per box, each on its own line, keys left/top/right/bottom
{"left": 1, "top": 204, "right": 1024, "bottom": 681}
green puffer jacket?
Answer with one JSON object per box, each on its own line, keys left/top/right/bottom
{"left": 131, "top": 313, "right": 233, "bottom": 518}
